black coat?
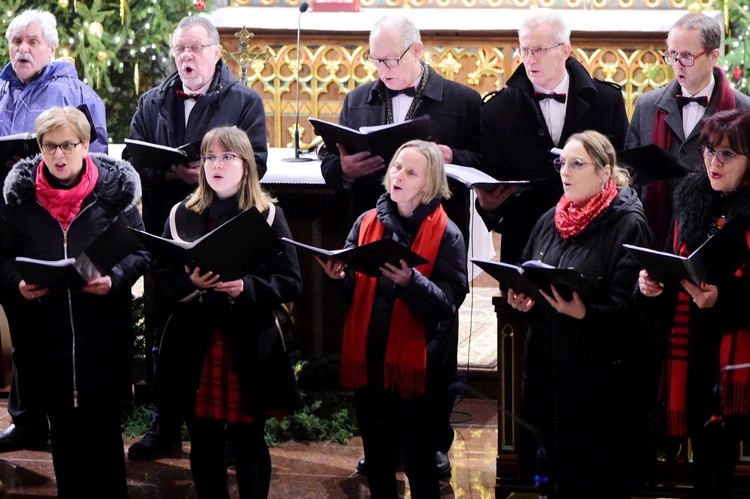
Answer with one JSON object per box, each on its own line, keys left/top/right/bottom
{"left": 0, "top": 153, "right": 150, "bottom": 405}
{"left": 152, "top": 199, "right": 302, "bottom": 420}
{"left": 479, "top": 57, "right": 629, "bottom": 264}
{"left": 125, "top": 60, "right": 268, "bottom": 234}
{"left": 337, "top": 194, "right": 468, "bottom": 389}
{"left": 638, "top": 172, "right": 750, "bottom": 436}
{"left": 319, "top": 66, "right": 481, "bottom": 246}
{"left": 520, "top": 186, "right": 658, "bottom": 493}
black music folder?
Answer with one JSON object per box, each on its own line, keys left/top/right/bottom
{"left": 617, "top": 144, "right": 691, "bottom": 185}
{"left": 472, "top": 259, "right": 593, "bottom": 301}
{"left": 281, "top": 237, "right": 429, "bottom": 278}
{"left": 444, "top": 164, "right": 534, "bottom": 192}
{"left": 15, "top": 216, "right": 140, "bottom": 289}
{"left": 309, "top": 115, "right": 435, "bottom": 161}
{"left": 624, "top": 216, "right": 749, "bottom": 286}
{"left": 0, "top": 132, "right": 38, "bottom": 166}
{"left": 123, "top": 138, "right": 201, "bottom": 170}
{"left": 131, "top": 207, "right": 283, "bottom": 281}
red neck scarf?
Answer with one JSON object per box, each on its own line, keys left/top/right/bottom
{"left": 663, "top": 219, "right": 750, "bottom": 436}
{"left": 341, "top": 205, "right": 448, "bottom": 398}
{"left": 554, "top": 179, "right": 617, "bottom": 239}
{"left": 35, "top": 155, "right": 99, "bottom": 230}
{"left": 647, "top": 66, "right": 737, "bottom": 248}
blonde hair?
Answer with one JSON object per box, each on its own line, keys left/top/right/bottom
{"left": 186, "top": 127, "right": 275, "bottom": 213}
{"left": 35, "top": 106, "right": 90, "bottom": 147}
{"left": 383, "top": 140, "right": 452, "bottom": 204}
{"left": 565, "top": 131, "right": 631, "bottom": 188}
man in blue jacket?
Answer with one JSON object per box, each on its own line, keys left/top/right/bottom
{"left": 0, "top": 8, "right": 108, "bottom": 453}
{"left": 124, "top": 15, "right": 268, "bottom": 460}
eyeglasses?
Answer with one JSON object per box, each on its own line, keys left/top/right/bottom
{"left": 365, "top": 44, "right": 413, "bottom": 69}
{"left": 700, "top": 145, "right": 738, "bottom": 164}
{"left": 553, "top": 157, "right": 595, "bottom": 173}
{"left": 41, "top": 141, "right": 81, "bottom": 154}
{"left": 171, "top": 44, "right": 215, "bottom": 56}
{"left": 516, "top": 43, "right": 565, "bottom": 59}
{"left": 202, "top": 153, "right": 241, "bottom": 165}
{"left": 662, "top": 49, "right": 708, "bottom": 67}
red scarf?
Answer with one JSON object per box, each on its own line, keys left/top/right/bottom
{"left": 35, "top": 156, "right": 99, "bottom": 230}
{"left": 340, "top": 205, "right": 448, "bottom": 398}
{"left": 663, "top": 220, "right": 750, "bottom": 436}
{"left": 554, "top": 179, "right": 617, "bottom": 239}
{"left": 647, "top": 66, "right": 737, "bottom": 248}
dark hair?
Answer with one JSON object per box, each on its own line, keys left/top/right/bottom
{"left": 698, "top": 108, "right": 750, "bottom": 157}
{"left": 670, "top": 13, "right": 721, "bottom": 51}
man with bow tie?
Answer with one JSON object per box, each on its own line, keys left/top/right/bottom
{"left": 476, "top": 8, "right": 628, "bottom": 265}
{"left": 627, "top": 12, "right": 750, "bottom": 248}
{"left": 123, "top": 15, "right": 268, "bottom": 461}
{"left": 320, "top": 14, "right": 481, "bottom": 247}
{"left": 320, "top": 14, "right": 480, "bottom": 479}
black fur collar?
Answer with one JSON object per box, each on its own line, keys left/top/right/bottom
{"left": 674, "top": 172, "right": 750, "bottom": 249}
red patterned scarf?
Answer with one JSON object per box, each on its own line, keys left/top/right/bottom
{"left": 663, "top": 220, "right": 750, "bottom": 436}
{"left": 647, "top": 67, "right": 737, "bottom": 248}
{"left": 340, "top": 205, "right": 447, "bottom": 398}
{"left": 554, "top": 179, "right": 617, "bottom": 239}
{"left": 35, "top": 155, "right": 99, "bottom": 230}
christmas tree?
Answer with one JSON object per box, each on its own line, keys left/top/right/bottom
{"left": 722, "top": 0, "right": 750, "bottom": 93}
{"left": 0, "top": 0, "right": 207, "bottom": 141}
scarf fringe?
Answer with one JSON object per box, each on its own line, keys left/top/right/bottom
{"left": 384, "top": 364, "right": 426, "bottom": 399}
{"left": 340, "top": 361, "right": 367, "bottom": 391}
{"left": 667, "top": 409, "right": 688, "bottom": 438}
{"left": 723, "top": 381, "right": 750, "bottom": 416}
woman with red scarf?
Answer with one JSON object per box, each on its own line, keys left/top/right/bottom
{"left": 318, "top": 140, "right": 467, "bottom": 498}
{"left": 0, "top": 106, "right": 149, "bottom": 498}
{"left": 507, "top": 131, "right": 658, "bottom": 497}
{"left": 638, "top": 109, "right": 750, "bottom": 498}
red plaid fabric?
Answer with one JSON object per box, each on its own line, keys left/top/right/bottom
{"left": 194, "top": 329, "right": 254, "bottom": 423}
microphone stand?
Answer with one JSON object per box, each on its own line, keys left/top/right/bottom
{"left": 454, "top": 382, "right": 551, "bottom": 499}
{"left": 283, "top": 1, "right": 313, "bottom": 163}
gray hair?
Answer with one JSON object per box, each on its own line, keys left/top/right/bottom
{"left": 519, "top": 8, "right": 570, "bottom": 44}
{"left": 370, "top": 15, "right": 421, "bottom": 51}
{"left": 669, "top": 13, "right": 722, "bottom": 51}
{"left": 172, "top": 16, "right": 219, "bottom": 46}
{"left": 6, "top": 9, "right": 58, "bottom": 48}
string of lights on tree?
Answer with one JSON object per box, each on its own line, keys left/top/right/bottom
{"left": 0, "top": 0, "right": 207, "bottom": 141}
{"left": 722, "top": 0, "right": 750, "bottom": 92}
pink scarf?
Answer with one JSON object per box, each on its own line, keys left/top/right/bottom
{"left": 35, "top": 155, "right": 99, "bottom": 230}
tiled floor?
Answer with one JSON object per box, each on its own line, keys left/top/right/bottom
{"left": 0, "top": 397, "right": 498, "bottom": 498}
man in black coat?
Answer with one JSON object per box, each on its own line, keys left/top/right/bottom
{"left": 476, "top": 9, "right": 628, "bottom": 265}
{"left": 124, "top": 15, "right": 268, "bottom": 460}
{"left": 319, "top": 14, "right": 481, "bottom": 477}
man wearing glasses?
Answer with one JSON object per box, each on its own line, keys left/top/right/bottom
{"left": 476, "top": 8, "right": 628, "bottom": 266}
{"left": 627, "top": 13, "right": 750, "bottom": 249}
{"left": 320, "top": 14, "right": 480, "bottom": 479}
{"left": 124, "top": 15, "right": 268, "bottom": 461}
{"left": 0, "top": 8, "right": 108, "bottom": 454}
{"left": 320, "top": 14, "right": 481, "bottom": 248}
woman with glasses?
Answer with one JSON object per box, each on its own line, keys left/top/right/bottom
{"left": 507, "top": 131, "right": 658, "bottom": 497}
{"left": 0, "top": 106, "right": 149, "bottom": 498}
{"left": 151, "top": 126, "right": 301, "bottom": 499}
{"left": 318, "top": 140, "right": 467, "bottom": 498}
{"left": 638, "top": 109, "right": 750, "bottom": 498}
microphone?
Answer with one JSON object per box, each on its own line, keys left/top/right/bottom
{"left": 283, "top": 1, "right": 313, "bottom": 163}
{"left": 452, "top": 382, "right": 551, "bottom": 498}
{"left": 705, "top": 362, "right": 750, "bottom": 430}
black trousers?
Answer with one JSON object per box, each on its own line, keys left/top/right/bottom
{"left": 186, "top": 416, "right": 271, "bottom": 499}
{"left": 355, "top": 385, "right": 440, "bottom": 499}
{"left": 47, "top": 397, "right": 127, "bottom": 499}
{"left": 690, "top": 426, "right": 735, "bottom": 499}
{"left": 7, "top": 366, "right": 49, "bottom": 435}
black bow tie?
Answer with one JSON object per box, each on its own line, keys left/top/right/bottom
{"left": 176, "top": 90, "right": 202, "bottom": 100}
{"left": 389, "top": 87, "right": 417, "bottom": 98}
{"left": 534, "top": 91, "right": 566, "bottom": 103}
{"left": 676, "top": 94, "right": 708, "bottom": 107}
